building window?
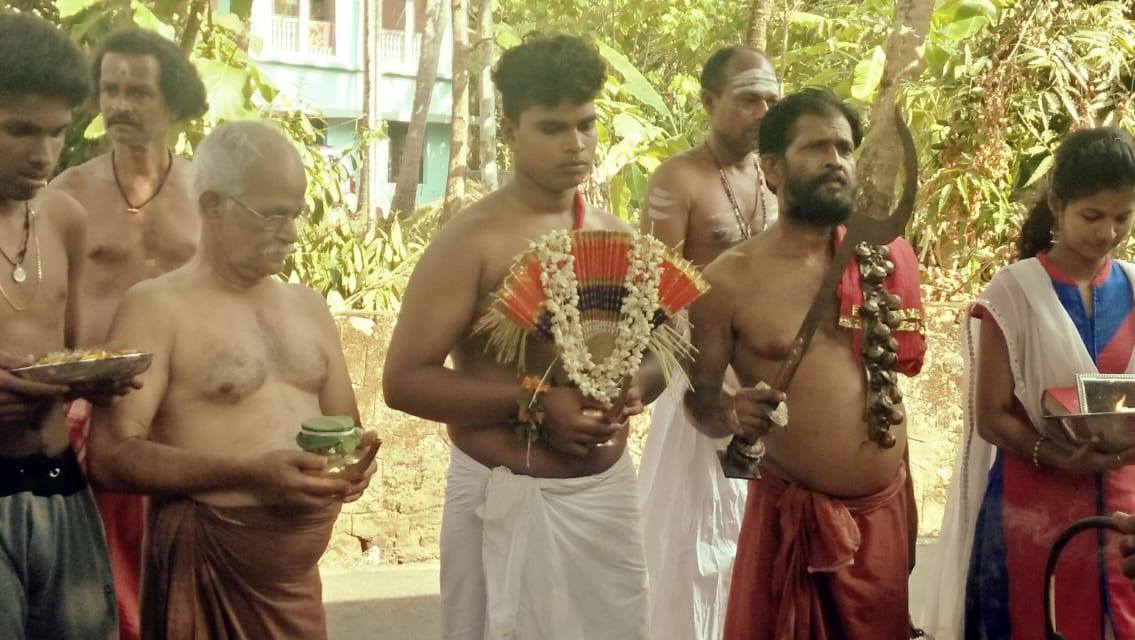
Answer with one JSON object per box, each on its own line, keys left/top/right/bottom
{"left": 309, "top": 0, "right": 335, "bottom": 56}
{"left": 268, "top": 0, "right": 336, "bottom": 57}
{"left": 387, "top": 122, "right": 423, "bottom": 183}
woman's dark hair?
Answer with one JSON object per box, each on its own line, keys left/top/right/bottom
{"left": 757, "top": 87, "right": 862, "bottom": 158}
{"left": 492, "top": 33, "right": 605, "bottom": 122}
{"left": 0, "top": 12, "right": 90, "bottom": 107}
{"left": 1017, "top": 127, "right": 1135, "bottom": 259}
{"left": 92, "top": 27, "right": 208, "bottom": 121}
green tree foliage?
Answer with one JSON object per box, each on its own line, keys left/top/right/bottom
{"left": 19, "top": 1, "right": 1132, "bottom": 309}
{"left": 13, "top": 0, "right": 417, "bottom": 310}
{"left": 907, "top": 1, "right": 1135, "bottom": 279}
{"left": 494, "top": 0, "right": 1135, "bottom": 297}
{"left": 36, "top": 0, "right": 355, "bottom": 225}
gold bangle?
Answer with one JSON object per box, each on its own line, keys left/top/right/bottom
{"left": 1032, "top": 434, "right": 1048, "bottom": 469}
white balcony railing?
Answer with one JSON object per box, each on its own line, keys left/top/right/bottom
{"left": 377, "top": 29, "right": 451, "bottom": 76}
{"left": 267, "top": 14, "right": 335, "bottom": 57}
{"left": 270, "top": 15, "right": 301, "bottom": 54}
{"left": 378, "top": 30, "right": 421, "bottom": 73}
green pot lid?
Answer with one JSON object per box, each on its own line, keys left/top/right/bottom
{"left": 301, "top": 415, "right": 357, "bottom": 435}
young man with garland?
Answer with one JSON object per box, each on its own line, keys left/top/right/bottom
{"left": 384, "top": 34, "right": 654, "bottom": 640}
{"left": 50, "top": 27, "right": 206, "bottom": 640}
{"left": 0, "top": 11, "right": 130, "bottom": 639}
{"left": 636, "top": 45, "right": 780, "bottom": 640}
{"left": 685, "top": 88, "right": 926, "bottom": 639}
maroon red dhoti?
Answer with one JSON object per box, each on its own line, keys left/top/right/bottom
{"left": 724, "top": 465, "right": 910, "bottom": 640}
{"left": 141, "top": 496, "right": 338, "bottom": 640}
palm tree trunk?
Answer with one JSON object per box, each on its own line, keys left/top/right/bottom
{"left": 391, "top": 0, "right": 447, "bottom": 219}
{"left": 441, "top": 0, "right": 470, "bottom": 224}
{"left": 358, "top": 0, "right": 375, "bottom": 218}
{"left": 854, "top": 0, "right": 934, "bottom": 218}
{"left": 476, "top": 0, "right": 497, "bottom": 191}
{"left": 746, "top": 0, "right": 771, "bottom": 51}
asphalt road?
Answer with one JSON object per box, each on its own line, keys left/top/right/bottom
{"left": 324, "top": 562, "right": 440, "bottom": 640}
{"left": 324, "top": 543, "right": 941, "bottom": 640}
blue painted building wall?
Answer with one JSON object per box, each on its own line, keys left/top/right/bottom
{"left": 225, "top": 0, "right": 454, "bottom": 208}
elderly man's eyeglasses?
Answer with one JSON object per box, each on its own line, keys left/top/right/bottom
{"left": 228, "top": 197, "right": 305, "bottom": 231}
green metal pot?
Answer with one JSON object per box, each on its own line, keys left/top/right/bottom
{"left": 297, "top": 415, "right": 363, "bottom": 472}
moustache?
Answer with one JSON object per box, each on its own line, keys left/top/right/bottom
{"left": 107, "top": 117, "right": 137, "bottom": 127}
{"left": 815, "top": 172, "right": 849, "bottom": 187}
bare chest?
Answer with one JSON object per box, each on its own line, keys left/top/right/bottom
{"left": 172, "top": 304, "right": 329, "bottom": 403}
{"left": 686, "top": 200, "right": 749, "bottom": 264}
{"left": 461, "top": 221, "right": 607, "bottom": 374}
{"left": 473, "top": 217, "right": 612, "bottom": 315}
{"left": 687, "top": 184, "right": 771, "bottom": 259}
{"left": 731, "top": 263, "right": 846, "bottom": 365}
{"left": 0, "top": 224, "right": 71, "bottom": 353}
{"left": 86, "top": 192, "right": 197, "bottom": 275}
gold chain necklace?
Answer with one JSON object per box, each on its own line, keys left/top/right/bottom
{"left": 705, "top": 142, "right": 770, "bottom": 240}
{"left": 0, "top": 207, "right": 41, "bottom": 312}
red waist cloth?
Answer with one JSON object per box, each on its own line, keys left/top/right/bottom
{"left": 724, "top": 465, "right": 910, "bottom": 640}
{"left": 834, "top": 227, "right": 926, "bottom": 376}
{"left": 67, "top": 400, "right": 144, "bottom": 640}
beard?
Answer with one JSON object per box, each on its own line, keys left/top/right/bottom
{"left": 782, "top": 170, "right": 855, "bottom": 227}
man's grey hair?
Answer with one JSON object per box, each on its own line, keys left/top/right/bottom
{"left": 190, "top": 120, "right": 301, "bottom": 200}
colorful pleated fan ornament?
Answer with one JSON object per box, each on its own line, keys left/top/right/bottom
{"left": 474, "top": 229, "right": 709, "bottom": 402}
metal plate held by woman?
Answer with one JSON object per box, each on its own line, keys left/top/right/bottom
{"left": 11, "top": 352, "right": 153, "bottom": 385}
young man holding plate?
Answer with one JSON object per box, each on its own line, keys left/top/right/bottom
{"left": 0, "top": 12, "right": 139, "bottom": 639}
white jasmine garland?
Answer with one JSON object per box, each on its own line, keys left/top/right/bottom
{"left": 531, "top": 230, "right": 666, "bottom": 405}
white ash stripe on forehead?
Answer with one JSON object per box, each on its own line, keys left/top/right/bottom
{"left": 728, "top": 67, "right": 780, "bottom": 96}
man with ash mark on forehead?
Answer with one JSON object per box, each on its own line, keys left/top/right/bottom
{"left": 636, "top": 45, "right": 780, "bottom": 640}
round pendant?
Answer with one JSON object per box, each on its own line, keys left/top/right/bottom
{"left": 11, "top": 265, "right": 26, "bottom": 283}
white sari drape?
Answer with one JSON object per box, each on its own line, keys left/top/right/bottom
{"left": 911, "top": 258, "right": 1135, "bottom": 638}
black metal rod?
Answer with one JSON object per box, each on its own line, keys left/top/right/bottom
{"left": 1043, "top": 515, "right": 1123, "bottom": 640}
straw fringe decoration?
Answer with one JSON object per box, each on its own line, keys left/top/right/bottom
{"left": 474, "top": 229, "right": 708, "bottom": 402}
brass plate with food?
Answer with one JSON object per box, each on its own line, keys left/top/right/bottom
{"left": 11, "top": 349, "right": 153, "bottom": 385}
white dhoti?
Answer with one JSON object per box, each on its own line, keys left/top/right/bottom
{"left": 637, "top": 370, "right": 746, "bottom": 640}
{"left": 440, "top": 445, "right": 649, "bottom": 640}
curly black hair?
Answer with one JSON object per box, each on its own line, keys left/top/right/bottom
{"left": 492, "top": 33, "right": 606, "bottom": 122}
{"left": 700, "top": 45, "right": 771, "bottom": 94}
{"left": 1017, "top": 127, "right": 1135, "bottom": 259}
{"left": 0, "top": 12, "right": 90, "bottom": 107}
{"left": 92, "top": 27, "right": 208, "bottom": 121}
{"left": 758, "top": 87, "right": 862, "bottom": 157}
